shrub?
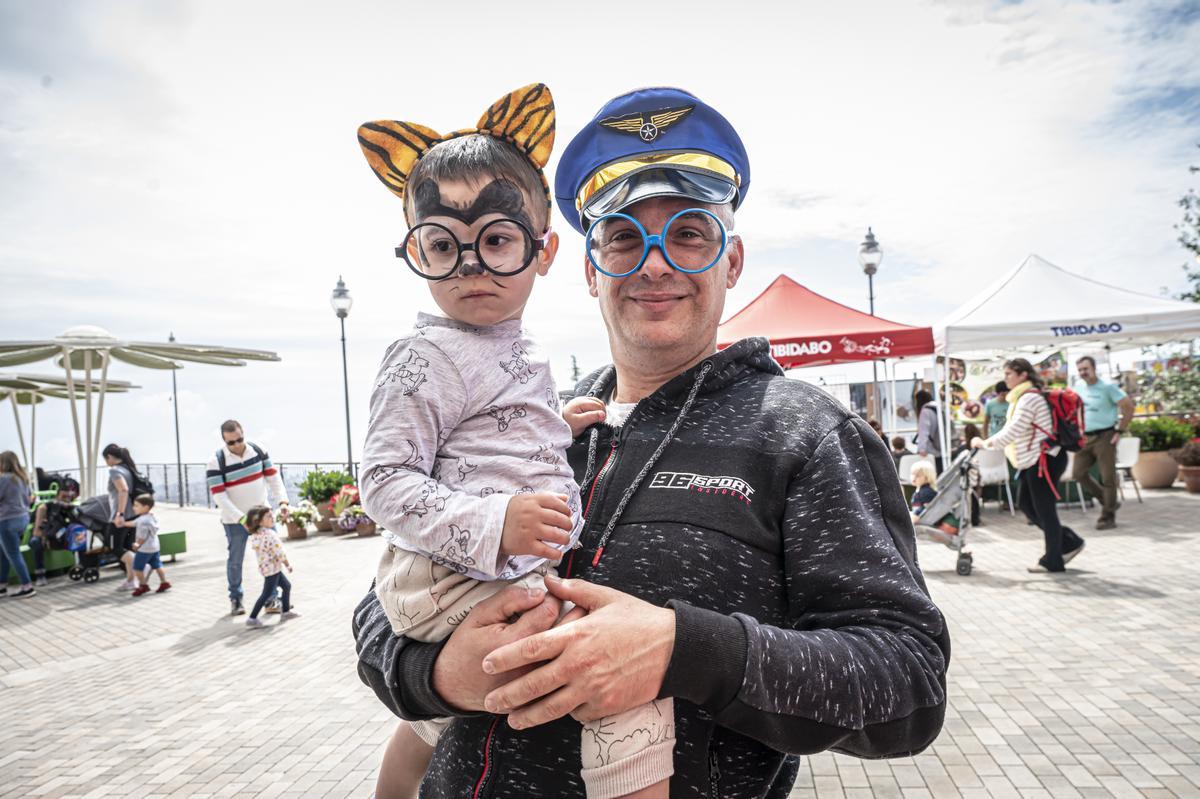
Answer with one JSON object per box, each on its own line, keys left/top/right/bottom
{"left": 1128, "top": 417, "right": 1194, "bottom": 452}
{"left": 298, "top": 469, "right": 354, "bottom": 503}
{"left": 1170, "top": 441, "right": 1200, "bottom": 466}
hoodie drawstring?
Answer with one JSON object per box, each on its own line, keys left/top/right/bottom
{"left": 590, "top": 361, "right": 714, "bottom": 567}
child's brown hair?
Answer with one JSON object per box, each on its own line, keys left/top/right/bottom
{"left": 245, "top": 505, "right": 273, "bottom": 532}
{"left": 133, "top": 493, "right": 155, "bottom": 510}
{"left": 406, "top": 135, "right": 549, "bottom": 231}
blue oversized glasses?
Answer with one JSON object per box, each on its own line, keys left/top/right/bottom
{"left": 585, "top": 208, "right": 728, "bottom": 278}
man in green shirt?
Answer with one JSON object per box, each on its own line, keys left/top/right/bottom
{"left": 983, "top": 381, "right": 1009, "bottom": 438}
{"left": 1072, "top": 356, "right": 1135, "bottom": 530}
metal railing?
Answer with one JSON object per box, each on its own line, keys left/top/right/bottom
{"left": 45, "top": 462, "right": 360, "bottom": 508}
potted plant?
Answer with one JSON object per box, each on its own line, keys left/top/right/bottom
{"left": 1129, "top": 417, "right": 1194, "bottom": 489}
{"left": 337, "top": 505, "right": 378, "bottom": 536}
{"left": 329, "top": 484, "right": 361, "bottom": 535}
{"left": 1170, "top": 441, "right": 1200, "bottom": 493}
{"left": 298, "top": 469, "right": 353, "bottom": 531}
{"left": 286, "top": 500, "right": 321, "bottom": 539}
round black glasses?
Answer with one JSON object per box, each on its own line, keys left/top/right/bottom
{"left": 396, "top": 219, "right": 548, "bottom": 281}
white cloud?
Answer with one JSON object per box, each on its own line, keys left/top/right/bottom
{"left": 1, "top": 0, "right": 1197, "bottom": 470}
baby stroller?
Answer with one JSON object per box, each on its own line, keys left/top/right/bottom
{"left": 67, "top": 495, "right": 115, "bottom": 583}
{"left": 913, "top": 449, "right": 978, "bottom": 576}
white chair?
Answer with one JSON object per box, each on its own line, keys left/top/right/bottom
{"left": 1060, "top": 451, "right": 1088, "bottom": 512}
{"left": 974, "top": 448, "right": 1014, "bottom": 515}
{"left": 897, "top": 454, "right": 923, "bottom": 486}
{"left": 1116, "top": 436, "right": 1143, "bottom": 503}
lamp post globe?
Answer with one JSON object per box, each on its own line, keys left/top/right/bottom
{"left": 858, "top": 227, "right": 883, "bottom": 279}
{"left": 331, "top": 276, "right": 353, "bottom": 318}
{"left": 331, "top": 277, "right": 355, "bottom": 477}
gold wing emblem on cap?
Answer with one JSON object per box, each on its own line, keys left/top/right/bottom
{"left": 357, "top": 83, "right": 555, "bottom": 206}
{"left": 599, "top": 104, "right": 695, "bottom": 142}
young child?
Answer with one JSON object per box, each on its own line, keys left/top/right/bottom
{"left": 890, "top": 435, "right": 912, "bottom": 471}
{"left": 243, "top": 505, "right": 299, "bottom": 628}
{"left": 357, "top": 84, "right": 671, "bottom": 799}
{"left": 122, "top": 494, "right": 171, "bottom": 596}
{"left": 910, "top": 460, "right": 939, "bottom": 523}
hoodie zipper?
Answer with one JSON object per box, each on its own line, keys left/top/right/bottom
{"left": 472, "top": 717, "right": 501, "bottom": 799}
{"left": 585, "top": 439, "right": 622, "bottom": 567}
{"left": 708, "top": 739, "right": 722, "bottom": 799}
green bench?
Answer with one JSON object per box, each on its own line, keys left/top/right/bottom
{"left": 8, "top": 526, "right": 187, "bottom": 583}
{"left": 158, "top": 530, "right": 187, "bottom": 562}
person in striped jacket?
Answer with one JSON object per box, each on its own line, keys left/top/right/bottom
{"left": 206, "top": 419, "right": 290, "bottom": 615}
{"left": 972, "top": 358, "right": 1085, "bottom": 573}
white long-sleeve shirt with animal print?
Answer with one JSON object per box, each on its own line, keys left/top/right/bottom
{"left": 361, "top": 313, "right": 584, "bottom": 581}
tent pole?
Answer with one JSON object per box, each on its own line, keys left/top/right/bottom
{"left": 9, "top": 393, "right": 28, "bottom": 469}
{"left": 888, "top": 360, "right": 898, "bottom": 437}
{"left": 941, "top": 354, "right": 952, "bottom": 469}
{"left": 63, "top": 350, "right": 87, "bottom": 496}
{"left": 84, "top": 350, "right": 94, "bottom": 497}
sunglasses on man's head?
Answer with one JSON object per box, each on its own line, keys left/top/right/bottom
{"left": 225, "top": 437, "right": 244, "bottom": 446}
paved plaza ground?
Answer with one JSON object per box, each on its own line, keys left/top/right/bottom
{"left": 2, "top": 487, "right": 1198, "bottom": 799}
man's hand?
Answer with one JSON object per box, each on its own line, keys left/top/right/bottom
{"left": 432, "top": 585, "right": 562, "bottom": 712}
{"left": 481, "top": 575, "right": 675, "bottom": 729}
{"left": 501, "top": 494, "right": 573, "bottom": 559}
{"left": 563, "top": 396, "right": 606, "bottom": 437}
{"left": 1111, "top": 431, "right": 1122, "bottom": 446}
{"left": 970, "top": 437, "right": 986, "bottom": 450}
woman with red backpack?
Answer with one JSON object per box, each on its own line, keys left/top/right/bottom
{"left": 972, "top": 358, "right": 1085, "bottom": 573}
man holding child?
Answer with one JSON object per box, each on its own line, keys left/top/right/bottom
{"left": 354, "top": 86, "right": 950, "bottom": 797}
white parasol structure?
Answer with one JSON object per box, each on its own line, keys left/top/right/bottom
{"left": 0, "top": 326, "right": 280, "bottom": 496}
{"left": 1, "top": 373, "right": 138, "bottom": 487}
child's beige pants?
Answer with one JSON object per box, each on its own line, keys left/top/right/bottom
{"left": 376, "top": 544, "right": 675, "bottom": 798}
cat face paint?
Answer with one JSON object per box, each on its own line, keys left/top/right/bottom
{"left": 411, "top": 178, "right": 534, "bottom": 231}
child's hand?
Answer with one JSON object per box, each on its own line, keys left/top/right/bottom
{"left": 501, "top": 493, "right": 574, "bottom": 560}
{"left": 563, "top": 397, "right": 606, "bottom": 437}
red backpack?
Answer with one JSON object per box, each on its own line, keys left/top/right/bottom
{"left": 1027, "top": 388, "right": 1087, "bottom": 498}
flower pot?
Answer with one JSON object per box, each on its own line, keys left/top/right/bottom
{"left": 285, "top": 519, "right": 308, "bottom": 540}
{"left": 314, "top": 506, "right": 335, "bottom": 532}
{"left": 1131, "top": 451, "right": 1180, "bottom": 489}
{"left": 356, "top": 520, "right": 378, "bottom": 537}
{"left": 1180, "top": 465, "right": 1200, "bottom": 494}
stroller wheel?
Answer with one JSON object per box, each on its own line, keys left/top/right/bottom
{"left": 83, "top": 568, "right": 100, "bottom": 583}
{"left": 69, "top": 566, "right": 84, "bottom": 581}
{"left": 956, "top": 554, "right": 973, "bottom": 576}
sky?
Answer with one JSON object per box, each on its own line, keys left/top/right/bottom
{"left": 1, "top": 0, "right": 1199, "bottom": 473}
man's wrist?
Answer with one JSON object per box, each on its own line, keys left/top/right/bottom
{"left": 661, "top": 600, "right": 746, "bottom": 711}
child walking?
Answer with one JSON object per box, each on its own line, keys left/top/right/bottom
{"left": 122, "top": 494, "right": 171, "bottom": 596}
{"left": 357, "top": 84, "right": 670, "bottom": 799}
{"left": 243, "top": 505, "right": 299, "bottom": 628}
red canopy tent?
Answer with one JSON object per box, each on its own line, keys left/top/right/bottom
{"left": 717, "top": 274, "right": 935, "bottom": 368}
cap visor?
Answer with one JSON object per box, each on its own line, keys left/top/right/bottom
{"left": 583, "top": 168, "right": 737, "bottom": 221}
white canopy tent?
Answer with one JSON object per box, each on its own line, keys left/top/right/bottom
{"left": 932, "top": 254, "right": 1200, "bottom": 465}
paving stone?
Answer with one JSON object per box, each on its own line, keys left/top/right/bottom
{"left": 3, "top": 489, "right": 1199, "bottom": 797}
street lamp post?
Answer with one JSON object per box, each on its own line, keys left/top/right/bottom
{"left": 330, "top": 277, "right": 355, "bottom": 478}
{"left": 858, "top": 228, "right": 884, "bottom": 422}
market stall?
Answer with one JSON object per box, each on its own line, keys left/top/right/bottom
{"left": 934, "top": 254, "right": 1200, "bottom": 464}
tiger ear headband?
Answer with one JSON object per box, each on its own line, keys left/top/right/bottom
{"left": 357, "top": 82, "right": 555, "bottom": 215}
